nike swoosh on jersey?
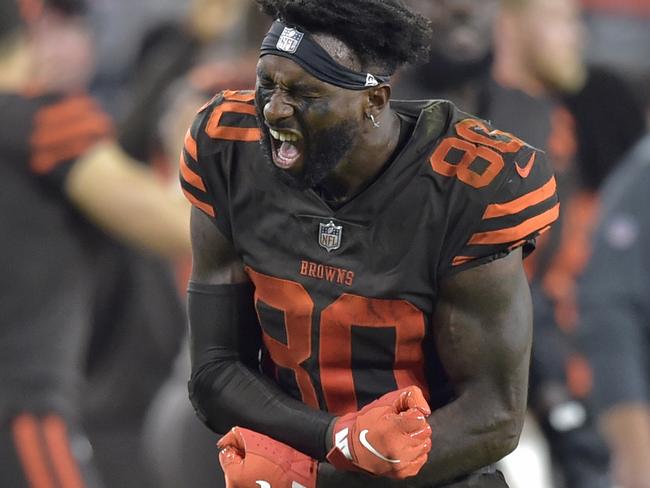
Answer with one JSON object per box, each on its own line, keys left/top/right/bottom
{"left": 515, "top": 152, "right": 536, "bottom": 178}
{"left": 359, "top": 430, "right": 401, "bottom": 464}
{"left": 256, "top": 481, "right": 271, "bottom": 488}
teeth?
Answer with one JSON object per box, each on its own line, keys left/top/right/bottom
{"left": 269, "top": 128, "right": 299, "bottom": 143}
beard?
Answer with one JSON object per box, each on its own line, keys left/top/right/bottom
{"left": 255, "top": 95, "right": 358, "bottom": 190}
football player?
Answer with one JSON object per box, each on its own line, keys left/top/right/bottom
{"left": 181, "top": 1, "right": 559, "bottom": 487}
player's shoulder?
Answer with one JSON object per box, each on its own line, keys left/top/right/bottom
{"left": 189, "top": 89, "right": 261, "bottom": 148}
{"left": 424, "top": 103, "right": 559, "bottom": 273}
{"left": 422, "top": 101, "right": 552, "bottom": 203}
{"left": 180, "top": 90, "right": 263, "bottom": 218}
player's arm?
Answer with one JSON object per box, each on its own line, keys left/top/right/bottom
{"left": 418, "top": 246, "right": 531, "bottom": 482}
{"left": 187, "top": 207, "right": 334, "bottom": 459}
{"left": 317, "top": 248, "right": 531, "bottom": 487}
{"left": 64, "top": 140, "right": 191, "bottom": 258}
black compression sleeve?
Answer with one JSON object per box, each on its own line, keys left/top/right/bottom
{"left": 187, "top": 281, "right": 334, "bottom": 460}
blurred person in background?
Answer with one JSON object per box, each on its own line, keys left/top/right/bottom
{"left": 79, "top": 2, "right": 266, "bottom": 486}
{"left": 0, "top": 0, "right": 191, "bottom": 486}
{"left": 116, "top": 0, "right": 255, "bottom": 165}
{"left": 495, "top": 1, "right": 645, "bottom": 487}
{"left": 137, "top": 59, "right": 259, "bottom": 488}
{"left": 397, "top": 0, "right": 645, "bottom": 486}
{"left": 131, "top": 2, "right": 267, "bottom": 487}
{"left": 576, "top": 114, "right": 650, "bottom": 488}
{"left": 87, "top": 0, "right": 186, "bottom": 119}
{"left": 26, "top": 0, "right": 93, "bottom": 92}
{"left": 24, "top": 2, "right": 191, "bottom": 487}
{"left": 580, "top": 0, "right": 650, "bottom": 107}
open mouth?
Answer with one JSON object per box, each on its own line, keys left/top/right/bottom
{"left": 268, "top": 127, "right": 304, "bottom": 171}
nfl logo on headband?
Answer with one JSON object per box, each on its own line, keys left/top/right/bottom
{"left": 277, "top": 27, "right": 304, "bottom": 53}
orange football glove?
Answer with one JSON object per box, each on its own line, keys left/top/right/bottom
{"left": 326, "top": 385, "right": 432, "bottom": 479}
{"left": 218, "top": 427, "right": 318, "bottom": 488}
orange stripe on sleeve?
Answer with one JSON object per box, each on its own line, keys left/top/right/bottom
{"left": 184, "top": 129, "right": 198, "bottom": 161}
{"left": 179, "top": 153, "right": 206, "bottom": 192}
{"left": 452, "top": 255, "right": 475, "bottom": 267}
{"left": 12, "top": 414, "right": 56, "bottom": 488}
{"left": 469, "top": 203, "right": 560, "bottom": 245}
{"left": 515, "top": 224, "right": 552, "bottom": 249}
{"left": 483, "top": 176, "right": 557, "bottom": 219}
{"left": 507, "top": 238, "right": 530, "bottom": 251}
{"left": 32, "top": 113, "right": 113, "bottom": 148}
{"left": 31, "top": 137, "right": 105, "bottom": 174}
{"left": 182, "top": 188, "right": 215, "bottom": 217}
{"left": 223, "top": 90, "right": 256, "bottom": 102}
{"left": 212, "top": 126, "right": 261, "bottom": 142}
{"left": 42, "top": 416, "right": 84, "bottom": 488}
{"left": 35, "top": 96, "right": 96, "bottom": 126}
{"left": 205, "top": 101, "right": 261, "bottom": 142}
{"left": 219, "top": 101, "right": 257, "bottom": 116}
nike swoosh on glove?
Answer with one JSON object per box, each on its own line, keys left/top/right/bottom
{"left": 218, "top": 427, "right": 317, "bottom": 488}
{"left": 327, "top": 385, "right": 432, "bottom": 479}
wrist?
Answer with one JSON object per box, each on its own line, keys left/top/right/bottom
{"left": 326, "top": 414, "right": 365, "bottom": 474}
{"left": 325, "top": 416, "right": 338, "bottom": 452}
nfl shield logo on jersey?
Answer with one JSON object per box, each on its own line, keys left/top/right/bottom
{"left": 277, "top": 27, "right": 304, "bottom": 53}
{"left": 319, "top": 221, "right": 342, "bottom": 252}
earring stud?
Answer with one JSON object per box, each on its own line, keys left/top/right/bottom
{"left": 368, "top": 113, "right": 380, "bottom": 128}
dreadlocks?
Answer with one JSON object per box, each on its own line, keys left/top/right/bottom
{"left": 256, "top": 0, "right": 431, "bottom": 75}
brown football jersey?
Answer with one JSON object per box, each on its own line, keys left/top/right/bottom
{"left": 181, "top": 90, "right": 558, "bottom": 415}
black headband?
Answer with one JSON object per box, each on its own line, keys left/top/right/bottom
{"left": 260, "top": 20, "right": 390, "bottom": 91}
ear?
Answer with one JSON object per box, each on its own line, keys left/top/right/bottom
{"left": 366, "top": 84, "right": 392, "bottom": 117}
